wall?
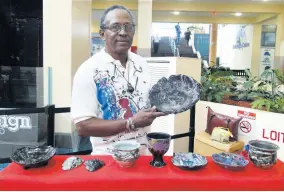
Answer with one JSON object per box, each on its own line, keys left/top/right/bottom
{"left": 217, "top": 24, "right": 254, "bottom": 70}
{"left": 72, "top": 1, "right": 92, "bottom": 80}
{"left": 251, "top": 17, "right": 276, "bottom": 77}
{"left": 43, "top": 0, "right": 91, "bottom": 142}
{"left": 275, "top": 14, "right": 284, "bottom": 74}
{"left": 251, "top": 24, "right": 261, "bottom": 77}
{"left": 43, "top": 0, "right": 72, "bottom": 110}
{"left": 262, "top": 18, "right": 277, "bottom": 25}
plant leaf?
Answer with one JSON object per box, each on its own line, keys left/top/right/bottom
{"left": 207, "top": 94, "right": 213, "bottom": 101}
{"left": 215, "top": 94, "right": 222, "bottom": 103}
{"left": 247, "top": 92, "right": 260, "bottom": 98}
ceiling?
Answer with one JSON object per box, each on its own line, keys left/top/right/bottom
{"left": 93, "top": 0, "right": 284, "bottom": 4}
{"left": 155, "top": 0, "right": 284, "bottom": 3}
{"left": 152, "top": 11, "right": 262, "bottom": 17}
{"left": 92, "top": 10, "right": 268, "bottom": 22}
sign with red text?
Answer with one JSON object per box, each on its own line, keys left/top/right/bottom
{"left": 237, "top": 110, "right": 256, "bottom": 137}
{"left": 262, "top": 128, "right": 284, "bottom": 143}
{"left": 255, "top": 111, "right": 283, "bottom": 144}
{"left": 237, "top": 110, "right": 256, "bottom": 120}
{"left": 250, "top": 109, "right": 284, "bottom": 161}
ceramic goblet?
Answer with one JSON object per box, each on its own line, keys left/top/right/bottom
{"left": 146, "top": 132, "right": 171, "bottom": 168}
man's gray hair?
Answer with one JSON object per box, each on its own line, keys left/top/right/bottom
{"left": 100, "top": 5, "right": 135, "bottom": 30}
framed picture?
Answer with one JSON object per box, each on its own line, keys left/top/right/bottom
{"left": 261, "top": 32, "right": 276, "bottom": 47}
{"left": 91, "top": 33, "right": 105, "bottom": 56}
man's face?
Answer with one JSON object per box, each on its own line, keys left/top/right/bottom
{"left": 100, "top": 9, "right": 135, "bottom": 55}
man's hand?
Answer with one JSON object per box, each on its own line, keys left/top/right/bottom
{"left": 132, "top": 106, "right": 166, "bottom": 128}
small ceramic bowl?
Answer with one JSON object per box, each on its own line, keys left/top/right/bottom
{"left": 10, "top": 146, "right": 56, "bottom": 169}
{"left": 212, "top": 152, "right": 249, "bottom": 170}
{"left": 171, "top": 152, "right": 208, "bottom": 170}
{"left": 248, "top": 140, "right": 280, "bottom": 169}
{"left": 109, "top": 140, "right": 140, "bottom": 168}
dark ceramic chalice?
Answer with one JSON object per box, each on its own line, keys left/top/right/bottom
{"left": 147, "top": 132, "right": 171, "bottom": 168}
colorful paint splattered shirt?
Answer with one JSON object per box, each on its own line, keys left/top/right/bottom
{"left": 71, "top": 49, "right": 151, "bottom": 155}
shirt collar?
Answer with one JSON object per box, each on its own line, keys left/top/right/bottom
{"left": 101, "top": 48, "right": 134, "bottom": 65}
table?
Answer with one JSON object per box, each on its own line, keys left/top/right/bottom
{"left": 1, "top": 155, "right": 284, "bottom": 191}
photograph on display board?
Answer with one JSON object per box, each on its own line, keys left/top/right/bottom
{"left": 259, "top": 47, "right": 275, "bottom": 75}
{"left": 91, "top": 33, "right": 105, "bottom": 56}
{"left": 261, "top": 32, "right": 276, "bottom": 47}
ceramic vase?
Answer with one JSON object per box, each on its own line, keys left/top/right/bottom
{"left": 146, "top": 132, "right": 171, "bottom": 168}
{"left": 248, "top": 140, "right": 279, "bottom": 169}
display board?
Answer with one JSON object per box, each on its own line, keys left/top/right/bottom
{"left": 217, "top": 24, "right": 253, "bottom": 70}
{"left": 259, "top": 47, "right": 275, "bottom": 76}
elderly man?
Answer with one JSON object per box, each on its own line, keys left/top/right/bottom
{"left": 71, "top": 5, "right": 165, "bottom": 155}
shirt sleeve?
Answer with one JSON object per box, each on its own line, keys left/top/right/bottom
{"left": 71, "top": 64, "right": 98, "bottom": 124}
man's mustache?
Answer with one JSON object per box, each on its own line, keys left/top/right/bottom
{"left": 116, "top": 38, "right": 130, "bottom": 42}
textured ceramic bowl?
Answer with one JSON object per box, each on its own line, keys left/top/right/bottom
{"left": 248, "top": 140, "right": 280, "bottom": 169}
{"left": 10, "top": 146, "right": 56, "bottom": 169}
{"left": 171, "top": 152, "right": 208, "bottom": 170}
{"left": 147, "top": 132, "right": 171, "bottom": 167}
{"left": 212, "top": 152, "right": 249, "bottom": 170}
{"left": 149, "top": 74, "right": 201, "bottom": 114}
{"left": 109, "top": 140, "right": 140, "bottom": 168}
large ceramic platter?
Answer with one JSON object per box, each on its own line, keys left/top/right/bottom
{"left": 149, "top": 74, "right": 201, "bottom": 114}
{"left": 212, "top": 152, "right": 249, "bottom": 170}
{"left": 171, "top": 152, "right": 207, "bottom": 170}
{"left": 10, "top": 146, "right": 56, "bottom": 169}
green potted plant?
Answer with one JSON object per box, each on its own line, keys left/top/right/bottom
{"left": 251, "top": 69, "right": 284, "bottom": 113}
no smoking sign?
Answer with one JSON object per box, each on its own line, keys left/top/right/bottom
{"left": 240, "top": 121, "right": 252, "bottom": 133}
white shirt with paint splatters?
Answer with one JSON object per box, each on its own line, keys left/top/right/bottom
{"left": 71, "top": 49, "right": 152, "bottom": 155}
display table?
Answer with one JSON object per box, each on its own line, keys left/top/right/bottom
{"left": 1, "top": 155, "right": 284, "bottom": 191}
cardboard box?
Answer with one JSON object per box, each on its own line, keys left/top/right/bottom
{"left": 194, "top": 131, "right": 244, "bottom": 156}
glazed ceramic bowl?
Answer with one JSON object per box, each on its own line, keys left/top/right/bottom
{"left": 149, "top": 74, "right": 201, "bottom": 114}
{"left": 109, "top": 140, "right": 140, "bottom": 168}
{"left": 212, "top": 152, "right": 249, "bottom": 170}
{"left": 10, "top": 146, "right": 56, "bottom": 169}
{"left": 147, "top": 132, "right": 171, "bottom": 167}
{"left": 171, "top": 152, "right": 208, "bottom": 170}
{"left": 248, "top": 140, "right": 280, "bottom": 169}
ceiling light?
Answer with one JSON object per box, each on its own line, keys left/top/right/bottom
{"left": 173, "top": 11, "right": 180, "bottom": 15}
{"left": 234, "top": 12, "right": 242, "bottom": 17}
